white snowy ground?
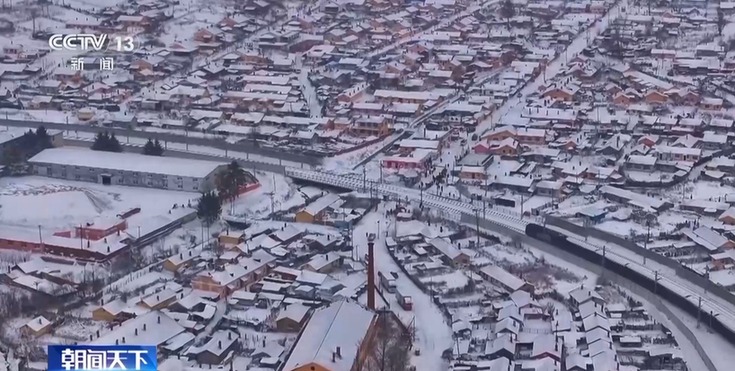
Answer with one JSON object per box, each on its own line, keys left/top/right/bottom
{"left": 225, "top": 172, "right": 305, "bottom": 220}
{"left": 668, "top": 304, "right": 735, "bottom": 371}
{"left": 0, "top": 176, "right": 198, "bottom": 231}
{"left": 352, "top": 206, "right": 453, "bottom": 371}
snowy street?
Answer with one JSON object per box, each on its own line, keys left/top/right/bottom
{"left": 473, "top": 0, "right": 629, "bottom": 140}
{"left": 297, "top": 67, "right": 322, "bottom": 118}
{"left": 353, "top": 208, "right": 453, "bottom": 371}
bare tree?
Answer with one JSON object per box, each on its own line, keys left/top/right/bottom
{"left": 365, "top": 312, "right": 411, "bottom": 371}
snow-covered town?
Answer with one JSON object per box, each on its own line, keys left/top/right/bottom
{"left": 2, "top": 0, "right": 735, "bottom": 370}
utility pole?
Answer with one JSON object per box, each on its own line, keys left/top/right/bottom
{"left": 601, "top": 245, "right": 607, "bottom": 279}
{"left": 520, "top": 192, "right": 524, "bottom": 218}
{"left": 697, "top": 296, "right": 702, "bottom": 328}
{"left": 654, "top": 270, "right": 659, "bottom": 295}
{"left": 644, "top": 220, "right": 650, "bottom": 265}
{"left": 38, "top": 225, "right": 43, "bottom": 249}
{"left": 475, "top": 208, "right": 481, "bottom": 247}
{"left": 266, "top": 192, "right": 275, "bottom": 216}
{"left": 363, "top": 167, "right": 367, "bottom": 193}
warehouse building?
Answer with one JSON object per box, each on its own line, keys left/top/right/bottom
{"left": 29, "top": 147, "right": 226, "bottom": 192}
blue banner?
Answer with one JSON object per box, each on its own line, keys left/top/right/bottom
{"left": 48, "top": 345, "right": 157, "bottom": 371}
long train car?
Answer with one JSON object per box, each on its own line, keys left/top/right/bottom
{"left": 524, "top": 223, "right": 735, "bottom": 343}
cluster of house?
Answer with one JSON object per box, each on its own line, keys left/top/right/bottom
{"left": 447, "top": 286, "right": 683, "bottom": 371}
{"left": 422, "top": 49, "right": 735, "bottom": 209}
{"left": 294, "top": 192, "right": 373, "bottom": 227}
{"left": 598, "top": 3, "right": 733, "bottom": 78}
{"left": 172, "top": 223, "right": 356, "bottom": 299}
{"left": 318, "top": 0, "right": 622, "bottom": 138}
{"left": 1, "top": 0, "right": 275, "bottom": 107}
{"left": 13, "top": 213, "right": 410, "bottom": 370}
{"left": 87, "top": 297, "right": 384, "bottom": 370}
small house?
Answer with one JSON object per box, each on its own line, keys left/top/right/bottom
{"left": 21, "top": 316, "right": 53, "bottom": 337}
{"left": 295, "top": 194, "right": 343, "bottom": 224}
{"left": 275, "top": 303, "right": 311, "bottom": 332}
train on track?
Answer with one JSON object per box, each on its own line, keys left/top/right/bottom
{"left": 524, "top": 223, "right": 735, "bottom": 343}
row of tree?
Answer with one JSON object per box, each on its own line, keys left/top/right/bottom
{"left": 91, "top": 132, "right": 165, "bottom": 156}
{"left": 2, "top": 126, "right": 53, "bottom": 166}
{"left": 91, "top": 132, "right": 123, "bottom": 152}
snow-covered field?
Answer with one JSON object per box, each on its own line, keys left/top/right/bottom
{"left": 0, "top": 176, "right": 198, "bottom": 231}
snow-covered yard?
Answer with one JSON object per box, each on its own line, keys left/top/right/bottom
{"left": 226, "top": 172, "right": 305, "bottom": 220}
{"left": 0, "top": 176, "right": 198, "bottom": 232}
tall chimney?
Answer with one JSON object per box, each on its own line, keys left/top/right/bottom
{"left": 367, "top": 235, "right": 376, "bottom": 310}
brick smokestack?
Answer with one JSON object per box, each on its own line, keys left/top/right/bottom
{"left": 367, "top": 233, "right": 376, "bottom": 310}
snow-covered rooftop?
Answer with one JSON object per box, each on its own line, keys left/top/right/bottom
{"left": 29, "top": 148, "right": 226, "bottom": 178}
{"left": 282, "top": 300, "right": 375, "bottom": 371}
{"left": 92, "top": 311, "right": 184, "bottom": 346}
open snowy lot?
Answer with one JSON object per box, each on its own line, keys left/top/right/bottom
{"left": 0, "top": 176, "right": 198, "bottom": 232}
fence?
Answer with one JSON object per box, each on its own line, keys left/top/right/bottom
{"left": 384, "top": 240, "right": 454, "bottom": 325}
{"left": 467, "top": 215, "right": 719, "bottom": 370}
{"left": 63, "top": 138, "right": 291, "bottom": 175}
{"left": 0, "top": 119, "right": 322, "bottom": 166}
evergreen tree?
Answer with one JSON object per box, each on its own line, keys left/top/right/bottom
{"left": 142, "top": 138, "right": 164, "bottom": 156}
{"left": 217, "top": 161, "right": 248, "bottom": 202}
{"left": 91, "top": 132, "right": 110, "bottom": 151}
{"left": 35, "top": 126, "right": 52, "bottom": 150}
{"left": 143, "top": 138, "right": 156, "bottom": 155}
{"left": 108, "top": 133, "right": 122, "bottom": 152}
{"left": 91, "top": 131, "right": 123, "bottom": 152}
{"left": 197, "top": 191, "right": 222, "bottom": 226}
{"left": 154, "top": 139, "right": 164, "bottom": 155}
{"left": 21, "top": 130, "right": 38, "bottom": 150}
